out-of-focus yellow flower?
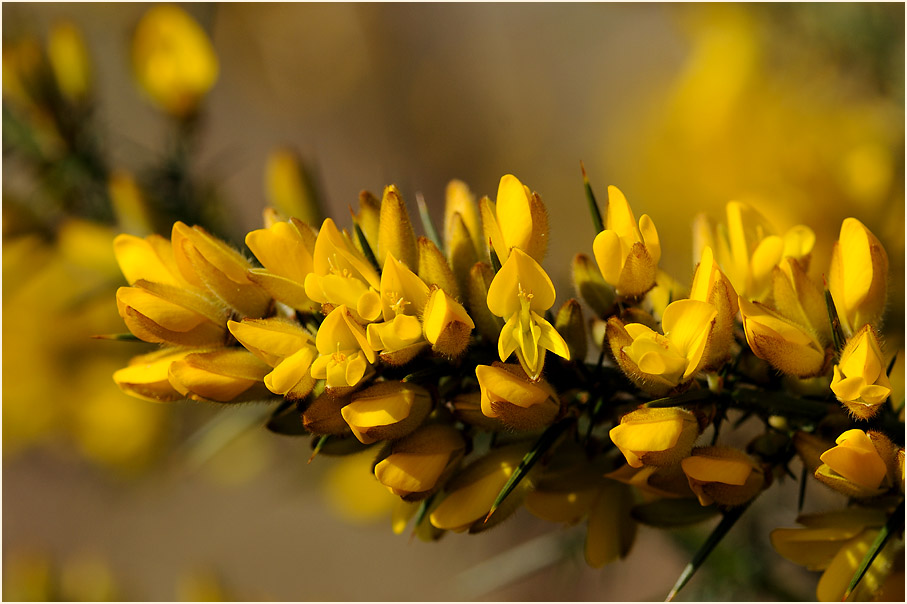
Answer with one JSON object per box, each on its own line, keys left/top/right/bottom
{"left": 689, "top": 246, "right": 738, "bottom": 368}
{"left": 694, "top": 201, "right": 814, "bottom": 302}
{"left": 310, "top": 305, "right": 377, "bottom": 391}
{"left": 47, "top": 21, "right": 91, "bottom": 103}
{"left": 113, "top": 231, "right": 190, "bottom": 288}
{"left": 572, "top": 253, "right": 616, "bottom": 319}
{"left": 377, "top": 185, "right": 419, "bottom": 270}
{"left": 554, "top": 298, "right": 587, "bottom": 363}
{"left": 322, "top": 449, "right": 398, "bottom": 524}
{"left": 609, "top": 407, "right": 700, "bottom": 468}
{"left": 831, "top": 325, "right": 892, "bottom": 419}
{"left": 168, "top": 348, "right": 270, "bottom": 403}
{"left": 680, "top": 445, "right": 764, "bottom": 506}
{"left": 352, "top": 190, "right": 381, "bottom": 256}
{"left": 815, "top": 429, "right": 897, "bottom": 498}
{"left": 828, "top": 218, "right": 889, "bottom": 338}
{"left": 245, "top": 217, "right": 318, "bottom": 313}
{"left": 429, "top": 443, "right": 531, "bottom": 533}
{"left": 486, "top": 247, "right": 569, "bottom": 379}
{"left": 607, "top": 299, "right": 717, "bottom": 396}
{"left": 606, "top": 463, "right": 694, "bottom": 499}
{"left": 227, "top": 318, "right": 317, "bottom": 399}
{"left": 108, "top": 171, "right": 153, "bottom": 237}
{"left": 172, "top": 221, "right": 271, "bottom": 319}
{"left": 366, "top": 253, "right": 430, "bottom": 364}
{"left": 341, "top": 381, "right": 432, "bottom": 444}
{"left": 131, "top": 4, "right": 219, "bottom": 117}
{"left": 592, "top": 185, "right": 660, "bottom": 298}
{"left": 265, "top": 148, "right": 321, "bottom": 227}
{"left": 113, "top": 348, "right": 192, "bottom": 402}
{"left": 422, "top": 287, "right": 474, "bottom": 358}
{"left": 643, "top": 269, "right": 689, "bottom": 323}
{"left": 480, "top": 174, "right": 549, "bottom": 263}
{"left": 444, "top": 179, "right": 483, "bottom": 262}
{"left": 770, "top": 508, "right": 896, "bottom": 602}
{"left": 304, "top": 218, "right": 381, "bottom": 323}
{"left": 738, "top": 296, "right": 828, "bottom": 378}
{"left": 585, "top": 480, "right": 637, "bottom": 568}
{"left": 374, "top": 423, "right": 466, "bottom": 501}
{"left": 475, "top": 363, "right": 559, "bottom": 431}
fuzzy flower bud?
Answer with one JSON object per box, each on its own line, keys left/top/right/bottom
{"left": 572, "top": 253, "right": 616, "bottom": 318}
{"left": 377, "top": 185, "right": 419, "bottom": 270}
{"left": 168, "top": 349, "right": 270, "bottom": 403}
{"left": 681, "top": 446, "right": 764, "bottom": 507}
{"left": 444, "top": 179, "right": 483, "bottom": 260}
{"left": 374, "top": 423, "right": 466, "bottom": 501}
{"left": 830, "top": 325, "right": 892, "bottom": 419}
{"left": 466, "top": 261, "right": 504, "bottom": 343}
{"left": 422, "top": 287, "right": 474, "bottom": 358}
{"left": 592, "top": 186, "right": 660, "bottom": 298}
{"left": 828, "top": 218, "right": 889, "bottom": 337}
{"left": 115, "top": 281, "right": 227, "bottom": 347}
{"left": 475, "top": 363, "right": 560, "bottom": 431}
{"left": 480, "top": 174, "right": 549, "bottom": 263}
{"left": 609, "top": 407, "right": 700, "bottom": 468}
{"left": 815, "top": 429, "right": 897, "bottom": 498}
{"left": 738, "top": 297, "right": 828, "bottom": 378}
{"left": 417, "top": 237, "right": 460, "bottom": 300}
{"left": 341, "top": 381, "right": 432, "bottom": 444}
{"left": 245, "top": 217, "right": 318, "bottom": 313}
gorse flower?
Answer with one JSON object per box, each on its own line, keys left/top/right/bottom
{"left": 828, "top": 218, "right": 889, "bottom": 338}
{"left": 610, "top": 407, "right": 700, "bottom": 468}
{"left": 830, "top": 325, "right": 891, "bottom": 419}
{"left": 480, "top": 174, "right": 549, "bottom": 263}
{"left": 310, "top": 305, "right": 376, "bottom": 391}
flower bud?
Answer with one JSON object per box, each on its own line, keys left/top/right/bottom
{"left": 47, "top": 21, "right": 91, "bottom": 103}
{"left": 554, "top": 298, "right": 587, "bottom": 363}
{"left": 738, "top": 297, "right": 828, "bottom": 378}
{"left": 353, "top": 190, "right": 381, "bottom": 255}
{"left": 466, "top": 261, "right": 504, "bottom": 343}
{"left": 310, "top": 305, "right": 377, "bottom": 392}
{"left": 113, "top": 348, "right": 193, "bottom": 402}
{"left": 475, "top": 363, "right": 559, "bottom": 431}
{"left": 374, "top": 423, "right": 466, "bottom": 501}
{"left": 680, "top": 446, "right": 764, "bottom": 507}
{"left": 831, "top": 325, "right": 892, "bottom": 419}
{"left": 446, "top": 212, "right": 479, "bottom": 304}
{"left": 265, "top": 148, "right": 321, "bottom": 227}
{"left": 643, "top": 269, "right": 689, "bottom": 323}
{"left": 449, "top": 392, "right": 507, "bottom": 431}
{"left": 828, "top": 218, "right": 888, "bottom": 337}
{"left": 815, "top": 429, "right": 893, "bottom": 498}
{"left": 429, "top": 443, "right": 532, "bottom": 533}
{"left": 377, "top": 185, "right": 418, "bottom": 270}
{"left": 168, "top": 348, "right": 271, "bottom": 403}
{"left": 227, "top": 318, "right": 317, "bottom": 400}
{"left": 771, "top": 257, "right": 829, "bottom": 346}
{"left": 116, "top": 281, "right": 227, "bottom": 347}
{"left": 341, "top": 381, "right": 432, "bottom": 444}
{"left": 303, "top": 390, "right": 352, "bottom": 436}
{"left": 417, "top": 237, "right": 460, "bottom": 300}
{"left": 689, "top": 246, "right": 738, "bottom": 369}
{"left": 592, "top": 186, "right": 660, "bottom": 298}
{"left": 792, "top": 431, "right": 834, "bottom": 474}
{"left": 245, "top": 217, "right": 318, "bottom": 313}
{"left": 609, "top": 407, "right": 700, "bottom": 468}
{"left": 572, "top": 253, "right": 616, "bottom": 318}
{"left": 443, "top": 179, "right": 483, "bottom": 260}
{"left": 480, "top": 174, "right": 549, "bottom": 263}
{"left": 422, "top": 287, "right": 474, "bottom": 358}
{"left": 113, "top": 232, "right": 187, "bottom": 288}
{"left": 131, "top": 4, "right": 218, "bottom": 117}
{"left": 605, "top": 463, "right": 694, "bottom": 499}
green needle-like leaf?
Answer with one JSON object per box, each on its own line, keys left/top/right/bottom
{"left": 91, "top": 332, "right": 142, "bottom": 341}
{"left": 580, "top": 161, "right": 605, "bottom": 234}
{"left": 415, "top": 192, "right": 443, "bottom": 250}
{"left": 665, "top": 500, "right": 753, "bottom": 602}
{"left": 353, "top": 219, "right": 381, "bottom": 272}
{"left": 886, "top": 351, "right": 898, "bottom": 378}
{"left": 824, "top": 287, "right": 847, "bottom": 353}
{"left": 797, "top": 466, "right": 808, "bottom": 513}
{"left": 489, "top": 246, "right": 502, "bottom": 274}
{"left": 842, "top": 499, "right": 904, "bottom": 601}
{"left": 646, "top": 388, "right": 713, "bottom": 409}
{"left": 484, "top": 417, "right": 574, "bottom": 524}
{"left": 308, "top": 434, "right": 330, "bottom": 464}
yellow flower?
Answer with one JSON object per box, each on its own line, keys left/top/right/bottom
{"left": 171, "top": 222, "right": 271, "bottom": 319}
{"left": 365, "top": 253, "right": 430, "bottom": 364}
{"left": 113, "top": 232, "right": 190, "bottom": 288}
{"left": 310, "top": 305, "right": 377, "bottom": 391}
{"left": 466, "top": 261, "right": 504, "bottom": 343}
{"left": 828, "top": 217, "right": 889, "bottom": 337}
{"left": 422, "top": 287, "right": 475, "bottom": 358}
{"left": 770, "top": 256, "right": 830, "bottom": 346}
{"left": 738, "top": 296, "right": 828, "bottom": 378}
{"left": 429, "top": 443, "right": 532, "bottom": 533}
{"left": 227, "top": 318, "right": 318, "bottom": 400}
{"left": 113, "top": 348, "right": 193, "bottom": 402}
{"left": 376, "top": 185, "right": 419, "bottom": 270}
{"left": 168, "top": 348, "right": 271, "bottom": 403}
{"left": 47, "top": 21, "right": 91, "bottom": 103}
{"left": 486, "top": 247, "right": 570, "bottom": 379}
{"left": 475, "top": 363, "right": 560, "bottom": 431}
{"left": 449, "top": 391, "right": 507, "bottom": 431}
{"left": 341, "top": 381, "right": 432, "bottom": 445}
{"left": 245, "top": 217, "right": 319, "bottom": 313}
{"left": 607, "top": 299, "right": 717, "bottom": 396}
{"left": 694, "top": 201, "right": 814, "bottom": 302}
{"left": 131, "top": 4, "right": 219, "bottom": 117}
{"left": 374, "top": 423, "right": 466, "bottom": 501}
{"left": 680, "top": 445, "right": 764, "bottom": 506}
{"left": 480, "top": 174, "right": 549, "bottom": 263}
{"left": 304, "top": 218, "right": 382, "bottom": 323}
{"left": 265, "top": 147, "right": 321, "bottom": 227}
{"left": 831, "top": 325, "right": 892, "bottom": 419}
{"left": 609, "top": 407, "right": 700, "bottom": 468}
{"left": 416, "top": 237, "right": 460, "bottom": 300}
{"left": 444, "top": 179, "right": 483, "bottom": 261}
{"left": 815, "top": 429, "right": 897, "bottom": 498}
{"left": 689, "top": 246, "right": 738, "bottom": 369}
{"left": 108, "top": 171, "right": 153, "bottom": 237}
{"left": 592, "top": 185, "right": 660, "bottom": 298}
{"left": 115, "top": 281, "right": 227, "bottom": 347}
{"left": 770, "top": 508, "right": 896, "bottom": 602}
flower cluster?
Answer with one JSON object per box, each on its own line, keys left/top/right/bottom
{"left": 109, "top": 169, "right": 904, "bottom": 601}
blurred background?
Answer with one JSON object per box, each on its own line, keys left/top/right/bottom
{"left": 3, "top": 3, "right": 904, "bottom": 600}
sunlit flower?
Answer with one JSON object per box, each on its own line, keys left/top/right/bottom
{"left": 374, "top": 423, "right": 466, "bottom": 500}
{"left": 738, "top": 297, "right": 828, "bottom": 378}
{"left": 341, "top": 381, "right": 432, "bottom": 444}
{"left": 480, "top": 174, "right": 549, "bottom": 263}
{"left": 422, "top": 287, "right": 474, "bottom": 358}
{"left": 476, "top": 363, "right": 560, "bottom": 431}
{"left": 310, "top": 305, "right": 377, "bottom": 391}
{"left": 680, "top": 445, "right": 764, "bottom": 506}
{"left": 245, "top": 217, "right": 318, "bottom": 313}
{"left": 830, "top": 325, "right": 892, "bottom": 419}
{"left": 689, "top": 246, "right": 738, "bottom": 368}
{"left": 828, "top": 217, "right": 889, "bottom": 337}
{"left": 365, "top": 253, "right": 430, "bottom": 364}
{"left": 610, "top": 407, "right": 700, "bottom": 468}
{"left": 592, "top": 185, "right": 660, "bottom": 298}
{"left": 487, "top": 247, "right": 569, "bottom": 379}
{"left": 113, "top": 348, "right": 193, "bottom": 402}
{"left": 815, "top": 429, "right": 897, "bottom": 498}
{"left": 770, "top": 256, "right": 830, "bottom": 346}
{"left": 115, "top": 281, "right": 227, "bottom": 347}
{"left": 227, "top": 318, "right": 317, "bottom": 399}
{"left": 168, "top": 348, "right": 271, "bottom": 403}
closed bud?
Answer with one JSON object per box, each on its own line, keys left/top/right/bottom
{"left": 816, "top": 429, "right": 894, "bottom": 498}
{"left": 476, "top": 363, "right": 560, "bottom": 431}
{"left": 480, "top": 174, "right": 549, "bottom": 263}
{"left": 172, "top": 222, "right": 271, "bottom": 318}
{"left": 572, "top": 253, "right": 616, "bottom": 318}
{"left": 168, "top": 348, "right": 271, "bottom": 403}
{"left": 265, "top": 148, "right": 321, "bottom": 227}
{"left": 605, "top": 463, "right": 694, "bottom": 499}
{"left": 417, "top": 237, "right": 460, "bottom": 299}
{"left": 116, "top": 281, "right": 227, "bottom": 347}
{"left": 592, "top": 186, "right": 660, "bottom": 298}
{"left": 555, "top": 298, "right": 587, "bottom": 363}
{"left": 771, "top": 257, "right": 829, "bottom": 346}
{"left": 443, "top": 179, "right": 483, "bottom": 260}
{"left": 246, "top": 217, "right": 318, "bottom": 313}
{"left": 828, "top": 218, "right": 888, "bottom": 337}
{"left": 609, "top": 407, "right": 700, "bottom": 468}
{"left": 303, "top": 390, "right": 353, "bottom": 436}
{"left": 113, "top": 348, "right": 193, "bottom": 402}
{"left": 449, "top": 392, "right": 507, "bottom": 431}
{"left": 227, "top": 318, "right": 317, "bottom": 400}
{"left": 680, "top": 446, "right": 764, "bottom": 507}
{"left": 793, "top": 431, "right": 834, "bottom": 474}
{"left": 738, "top": 297, "right": 829, "bottom": 378}
{"left": 422, "top": 287, "right": 474, "bottom": 358}
{"left": 353, "top": 190, "right": 381, "bottom": 254}
{"left": 310, "top": 305, "right": 377, "bottom": 393}
{"left": 47, "top": 21, "right": 91, "bottom": 103}
{"left": 374, "top": 423, "right": 466, "bottom": 501}
{"left": 689, "top": 246, "right": 738, "bottom": 368}
{"left": 831, "top": 325, "right": 892, "bottom": 419}
{"left": 341, "top": 381, "right": 432, "bottom": 444}
{"left": 466, "top": 261, "right": 504, "bottom": 342}
{"left": 131, "top": 4, "right": 218, "bottom": 117}
{"left": 377, "top": 185, "right": 418, "bottom": 270}
{"left": 446, "top": 212, "right": 479, "bottom": 303}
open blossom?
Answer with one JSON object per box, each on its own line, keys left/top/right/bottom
{"left": 245, "top": 217, "right": 318, "bottom": 312}
{"left": 480, "top": 174, "right": 549, "bottom": 263}
{"left": 738, "top": 297, "right": 828, "bottom": 378}
{"left": 310, "top": 305, "right": 377, "bottom": 391}
{"left": 592, "top": 185, "right": 660, "bottom": 298}
{"left": 365, "top": 253, "right": 430, "bottom": 364}
{"left": 609, "top": 407, "right": 700, "bottom": 468}
{"left": 689, "top": 246, "right": 737, "bottom": 368}
{"left": 486, "top": 247, "right": 569, "bottom": 380}
{"left": 815, "top": 429, "right": 898, "bottom": 499}
{"left": 227, "top": 318, "right": 318, "bottom": 400}
{"left": 830, "top": 325, "right": 891, "bottom": 419}
{"left": 828, "top": 217, "right": 889, "bottom": 337}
